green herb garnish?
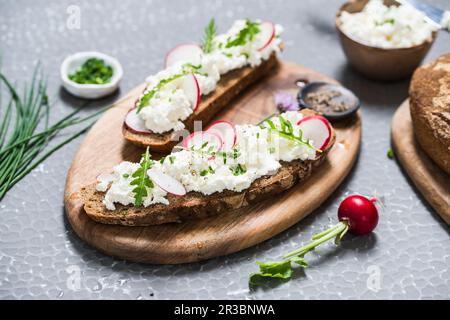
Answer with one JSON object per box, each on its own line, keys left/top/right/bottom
{"left": 68, "top": 58, "right": 113, "bottom": 85}
{"left": 123, "top": 173, "right": 130, "bottom": 178}
{"left": 137, "top": 72, "right": 186, "bottom": 112}
{"left": 169, "top": 156, "right": 175, "bottom": 164}
{"left": 261, "top": 116, "right": 321, "bottom": 153}
{"left": 226, "top": 19, "right": 260, "bottom": 48}
{"left": 0, "top": 63, "right": 109, "bottom": 201}
{"left": 137, "top": 63, "right": 204, "bottom": 112}
{"left": 387, "top": 148, "right": 394, "bottom": 159}
{"left": 231, "top": 163, "right": 247, "bottom": 176}
{"left": 130, "top": 148, "right": 154, "bottom": 207}
{"left": 250, "top": 221, "right": 348, "bottom": 285}
{"left": 202, "top": 18, "right": 217, "bottom": 54}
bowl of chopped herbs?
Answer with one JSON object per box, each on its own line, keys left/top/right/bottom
{"left": 61, "top": 51, "right": 123, "bottom": 99}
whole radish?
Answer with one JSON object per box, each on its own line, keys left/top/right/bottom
{"left": 250, "top": 194, "right": 379, "bottom": 285}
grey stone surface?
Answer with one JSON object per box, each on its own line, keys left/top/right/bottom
{"left": 0, "top": 0, "right": 449, "bottom": 300}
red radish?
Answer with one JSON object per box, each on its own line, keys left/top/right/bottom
{"left": 338, "top": 195, "right": 379, "bottom": 236}
{"left": 180, "top": 73, "right": 201, "bottom": 111}
{"left": 147, "top": 168, "right": 186, "bottom": 196}
{"left": 205, "top": 120, "right": 237, "bottom": 151}
{"left": 251, "top": 194, "right": 379, "bottom": 284}
{"left": 256, "top": 21, "right": 276, "bottom": 51}
{"left": 182, "top": 131, "right": 223, "bottom": 151}
{"left": 165, "top": 44, "right": 203, "bottom": 68}
{"left": 297, "top": 115, "right": 332, "bottom": 150}
{"left": 124, "top": 108, "right": 152, "bottom": 134}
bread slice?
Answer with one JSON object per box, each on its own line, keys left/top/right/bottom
{"left": 80, "top": 110, "right": 336, "bottom": 226}
{"left": 409, "top": 53, "right": 450, "bottom": 175}
{"left": 123, "top": 53, "right": 279, "bottom": 153}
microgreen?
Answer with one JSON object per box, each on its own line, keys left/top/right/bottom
{"left": 226, "top": 19, "right": 260, "bottom": 48}
{"left": 130, "top": 147, "right": 154, "bottom": 207}
{"left": 202, "top": 18, "right": 217, "bottom": 54}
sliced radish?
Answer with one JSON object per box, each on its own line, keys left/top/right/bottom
{"left": 180, "top": 73, "right": 200, "bottom": 111}
{"left": 205, "top": 120, "right": 237, "bottom": 151}
{"left": 297, "top": 115, "right": 332, "bottom": 151}
{"left": 124, "top": 108, "right": 152, "bottom": 134}
{"left": 165, "top": 43, "right": 203, "bottom": 68}
{"left": 182, "top": 131, "right": 223, "bottom": 151}
{"left": 256, "top": 21, "right": 276, "bottom": 51}
{"left": 147, "top": 168, "right": 186, "bottom": 196}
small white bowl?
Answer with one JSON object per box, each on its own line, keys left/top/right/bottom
{"left": 60, "top": 51, "right": 123, "bottom": 99}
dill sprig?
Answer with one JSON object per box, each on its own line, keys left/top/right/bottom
{"left": 0, "top": 63, "right": 110, "bottom": 201}
{"left": 202, "top": 18, "right": 217, "bottom": 54}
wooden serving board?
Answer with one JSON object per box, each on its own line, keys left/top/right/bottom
{"left": 64, "top": 61, "right": 361, "bottom": 264}
{"left": 391, "top": 100, "right": 450, "bottom": 225}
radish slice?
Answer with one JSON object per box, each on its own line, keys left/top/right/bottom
{"left": 182, "top": 131, "right": 223, "bottom": 151}
{"left": 205, "top": 120, "right": 237, "bottom": 151}
{"left": 165, "top": 44, "right": 203, "bottom": 68}
{"left": 180, "top": 73, "right": 200, "bottom": 111}
{"left": 147, "top": 168, "right": 186, "bottom": 196}
{"left": 297, "top": 115, "right": 332, "bottom": 150}
{"left": 256, "top": 21, "right": 276, "bottom": 51}
{"left": 124, "top": 108, "right": 152, "bottom": 134}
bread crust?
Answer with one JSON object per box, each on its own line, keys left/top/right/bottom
{"left": 80, "top": 110, "right": 336, "bottom": 226}
{"left": 409, "top": 53, "right": 450, "bottom": 175}
{"left": 123, "top": 53, "right": 279, "bottom": 152}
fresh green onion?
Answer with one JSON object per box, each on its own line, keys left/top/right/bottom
{"left": 0, "top": 64, "right": 110, "bottom": 201}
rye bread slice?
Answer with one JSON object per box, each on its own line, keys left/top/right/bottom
{"left": 80, "top": 111, "right": 336, "bottom": 226}
{"left": 123, "top": 53, "right": 279, "bottom": 153}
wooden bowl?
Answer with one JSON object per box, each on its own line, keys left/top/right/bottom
{"left": 335, "top": 0, "right": 437, "bottom": 81}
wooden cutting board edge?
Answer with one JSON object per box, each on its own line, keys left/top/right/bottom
{"left": 391, "top": 100, "right": 450, "bottom": 225}
{"left": 64, "top": 61, "right": 362, "bottom": 264}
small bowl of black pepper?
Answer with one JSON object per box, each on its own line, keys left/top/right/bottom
{"left": 297, "top": 82, "right": 360, "bottom": 121}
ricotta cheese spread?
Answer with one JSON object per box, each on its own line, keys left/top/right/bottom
{"left": 97, "top": 161, "right": 169, "bottom": 210}
{"left": 136, "top": 19, "right": 283, "bottom": 134}
{"left": 97, "top": 111, "right": 317, "bottom": 210}
{"left": 339, "top": 0, "right": 438, "bottom": 48}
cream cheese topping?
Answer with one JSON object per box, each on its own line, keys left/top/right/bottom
{"left": 97, "top": 111, "right": 317, "bottom": 210}
{"left": 136, "top": 19, "right": 283, "bottom": 134}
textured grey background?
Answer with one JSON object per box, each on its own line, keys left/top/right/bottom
{"left": 0, "top": 0, "right": 449, "bottom": 300}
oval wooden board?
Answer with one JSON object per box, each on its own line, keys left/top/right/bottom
{"left": 64, "top": 61, "right": 361, "bottom": 264}
{"left": 391, "top": 100, "right": 450, "bottom": 225}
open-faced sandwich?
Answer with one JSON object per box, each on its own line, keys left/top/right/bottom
{"left": 80, "top": 110, "right": 335, "bottom": 226}
{"left": 410, "top": 53, "right": 450, "bottom": 175}
{"left": 123, "top": 18, "right": 284, "bottom": 152}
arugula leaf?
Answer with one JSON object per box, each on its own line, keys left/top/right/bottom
{"left": 226, "top": 19, "right": 260, "bottom": 48}
{"left": 202, "top": 18, "right": 217, "bottom": 54}
{"left": 130, "top": 148, "right": 154, "bottom": 206}
{"left": 249, "top": 260, "right": 293, "bottom": 285}
{"left": 137, "top": 73, "right": 186, "bottom": 112}
{"left": 137, "top": 63, "right": 207, "bottom": 112}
